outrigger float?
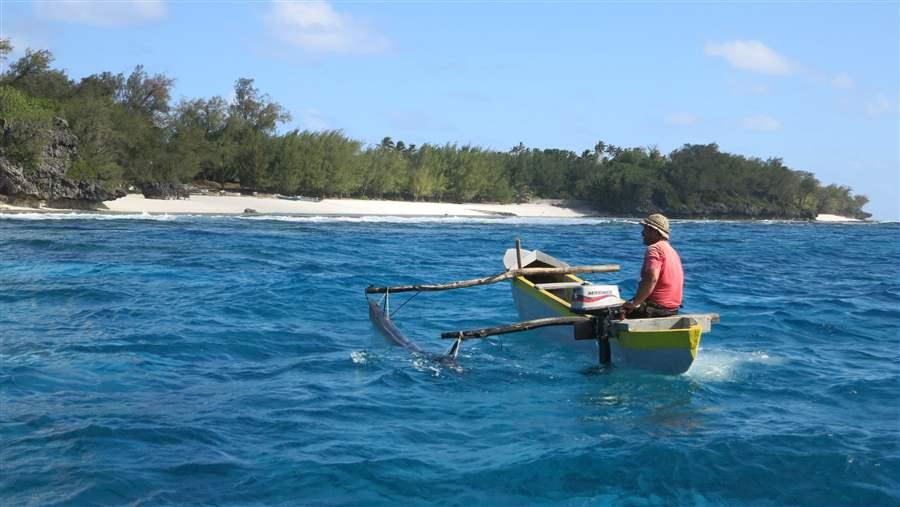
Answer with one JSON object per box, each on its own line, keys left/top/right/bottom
{"left": 366, "top": 240, "right": 719, "bottom": 374}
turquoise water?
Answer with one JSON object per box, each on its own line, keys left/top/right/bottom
{"left": 1, "top": 214, "right": 898, "bottom": 506}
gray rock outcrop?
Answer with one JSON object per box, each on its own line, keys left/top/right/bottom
{"left": 0, "top": 117, "right": 125, "bottom": 209}
{"left": 140, "top": 181, "right": 189, "bottom": 200}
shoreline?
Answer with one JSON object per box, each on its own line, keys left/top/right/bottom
{"left": 0, "top": 194, "right": 593, "bottom": 218}
{"left": 0, "top": 194, "right": 870, "bottom": 222}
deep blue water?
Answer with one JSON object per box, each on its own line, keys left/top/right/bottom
{"left": 1, "top": 213, "right": 898, "bottom": 506}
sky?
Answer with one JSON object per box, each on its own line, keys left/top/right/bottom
{"left": 1, "top": 0, "right": 898, "bottom": 220}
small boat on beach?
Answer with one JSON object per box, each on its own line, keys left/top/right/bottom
{"left": 366, "top": 241, "right": 718, "bottom": 374}
{"left": 274, "top": 194, "right": 322, "bottom": 202}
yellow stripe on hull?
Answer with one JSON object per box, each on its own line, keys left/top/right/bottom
{"left": 510, "top": 276, "right": 701, "bottom": 373}
{"left": 617, "top": 325, "right": 702, "bottom": 354}
{"left": 612, "top": 325, "right": 702, "bottom": 374}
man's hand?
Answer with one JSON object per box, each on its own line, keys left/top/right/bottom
{"left": 622, "top": 300, "right": 641, "bottom": 311}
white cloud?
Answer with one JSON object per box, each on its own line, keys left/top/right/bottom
{"left": 864, "top": 92, "right": 895, "bottom": 118}
{"left": 34, "top": 0, "right": 166, "bottom": 27}
{"left": 664, "top": 112, "right": 698, "bottom": 126}
{"left": 832, "top": 73, "right": 854, "bottom": 89}
{"left": 705, "top": 40, "right": 794, "bottom": 75}
{"left": 266, "top": 1, "right": 390, "bottom": 54}
{"left": 741, "top": 115, "right": 782, "bottom": 131}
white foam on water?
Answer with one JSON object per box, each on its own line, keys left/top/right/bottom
{"left": 411, "top": 355, "right": 442, "bottom": 376}
{"left": 350, "top": 350, "right": 368, "bottom": 365}
{"left": 235, "top": 214, "right": 621, "bottom": 226}
{"left": 685, "top": 348, "right": 783, "bottom": 381}
{"left": 0, "top": 212, "right": 182, "bottom": 221}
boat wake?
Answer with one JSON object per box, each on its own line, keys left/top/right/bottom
{"left": 685, "top": 349, "right": 783, "bottom": 381}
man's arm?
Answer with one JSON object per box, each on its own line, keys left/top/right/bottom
{"left": 623, "top": 265, "right": 660, "bottom": 311}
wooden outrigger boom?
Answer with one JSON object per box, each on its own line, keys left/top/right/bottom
{"left": 366, "top": 265, "right": 620, "bottom": 294}
{"left": 366, "top": 262, "right": 620, "bottom": 364}
{"left": 366, "top": 240, "right": 719, "bottom": 373}
{"left": 440, "top": 316, "right": 594, "bottom": 341}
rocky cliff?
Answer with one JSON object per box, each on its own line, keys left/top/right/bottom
{"left": 0, "top": 117, "right": 125, "bottom": 209}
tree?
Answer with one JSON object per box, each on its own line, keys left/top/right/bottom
{"left": 360, "top": 141, "right": 407, "bottom": 198}
{"left": 446, "top": 145, "right": 495, "bottom": 202}
{"left": 0, "top": 85, "right": 54, "bottom": 170}
{"left": 266, "top": 130, "right": 304, "bottom": 194}
{"left": 797, "top": 171, "right": 819, "bottom": 211}
{"left": 230, "top": 78, "right": 290, "bottom": 133}
{"left": 119, "top": 65, "right": 174, "bottom": 120}
{"left": 79, "top": 72, "right": 124, "bottom": 99}
{"left": 0, "top": 38, "right": 11, "bottom": 63}
{"left": 173, "top": 96, "right": 233, "bottom": 185}
{"left": 322, "top": 130, "right": 363, "bottom": 197}
{"left": 3, "top": 48, "right": 52, "bottom": 84}
{"left": 62, "top": 94, "right": 124, "bottom": 186}
{"left": 1, "top": 48, "right": 73, "bottom": 100}
{"left": 160, "top": 98, "right": 227, "bottom": 184}
{"left": 408, "top": 144, "right": 446, "bottom": 200}
{"left": 221, "top": 79, "right": 291, "bottom": 189}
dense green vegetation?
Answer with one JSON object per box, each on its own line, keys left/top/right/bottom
{"left": 0, "top": 40, "right": 869, "bottom": 218}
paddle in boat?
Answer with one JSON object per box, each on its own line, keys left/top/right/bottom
{"left": 366, "top": 240, "right": 718, "bottom": 374}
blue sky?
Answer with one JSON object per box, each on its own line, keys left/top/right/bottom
{"left": 2, "top": 0, "right": 898, "bottom": 219}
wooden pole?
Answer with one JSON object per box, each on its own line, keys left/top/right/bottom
{"left": 515, "top": 238, "right": 523, "bottom": 269}
{"left": 365, "top": 264, "right": 620, "bottom": 294}
{"left": 440, "top": 316, "right": 594, "bottom": 341}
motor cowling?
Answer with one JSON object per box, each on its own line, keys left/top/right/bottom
{"left": 571, "top": 284, "right": 621, "bottom": 312}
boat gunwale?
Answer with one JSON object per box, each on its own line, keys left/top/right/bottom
{"left": 511, "top": 270, "right": 702, "bottom": 353}
{"left": 512, "top": 273, "right": 583, "bottom": 313}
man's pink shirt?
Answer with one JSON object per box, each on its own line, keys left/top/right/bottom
{"left": 642, "top": 241, "right": 684, "bottom": 310}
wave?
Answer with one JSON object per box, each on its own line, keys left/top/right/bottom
{"left": 0, "top": 211, "right": 178, "bottom": 221}
{"left": 4, "top": 211, "right": 895, "bottom": 226}
{"left": 0, "top": 211, "right": 618, "bottom": 225}
{"left": 235, "top": 214, "right": 623, "bottom": 225}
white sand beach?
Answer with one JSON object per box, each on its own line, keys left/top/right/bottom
{"left": 1, "top": 195, "right": 872, "bottom": 221}
{"left": 100, "top": 194, "right": 591, "bottom": 217}
{"left": 1, "top": 194, "right": 591, "bottom": 218}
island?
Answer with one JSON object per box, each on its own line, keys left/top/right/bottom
{"left": 0, "top": 39, "right": 870, "bottom": 221}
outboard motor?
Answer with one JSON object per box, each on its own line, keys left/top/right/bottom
{"left": 571, "top": 283, "right": 622, "bottom": 364}
{"left": 571, "top": 284, "right": 621, "bottom": 313}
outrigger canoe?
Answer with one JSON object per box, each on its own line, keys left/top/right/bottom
{"left": 366, "top": 241, "right": 718, "bottom": 374}
{"left": 504, "top": 248, "right": 717, "bottom": 374}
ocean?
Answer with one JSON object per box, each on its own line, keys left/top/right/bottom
{"left": 1, "top": 213, "right": 898, "bottom": 506}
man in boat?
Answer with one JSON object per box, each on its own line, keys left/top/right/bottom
{"left": 622, "top": 213, "right": 683, "bottom": 318}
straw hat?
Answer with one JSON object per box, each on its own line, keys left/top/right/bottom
{"left": 640, "top": 213, "right": 670, "bottom": 239}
